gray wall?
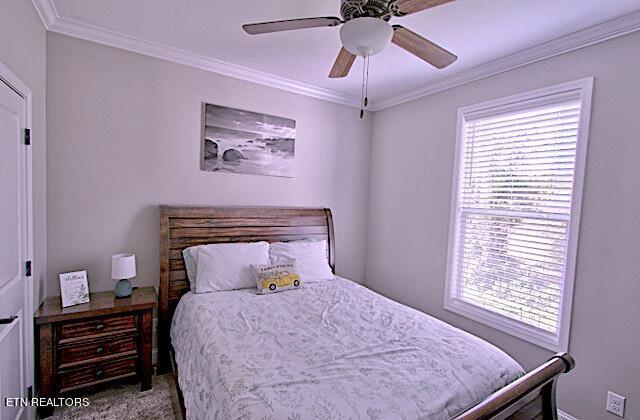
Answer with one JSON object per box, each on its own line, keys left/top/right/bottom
{"left": 366, "top": 31, "right": 640, "bottom": 419}
{"left": 46, "top": 33, "right": 371, "bottom": 293}
{"left": 0, "top": 0, "right": 47, "bottom": 307}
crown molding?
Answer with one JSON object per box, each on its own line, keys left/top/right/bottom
{"left": 369, "top": 10, "right": 640, "bottom": 110}
{"left": 31, "top": 0, "right": 640, "bottom": 112}
{"left": 31, "top": 0, "right": 362, "bottom": 109}
{"left": 31, "top": 0, "right": 58, "bottom": 28}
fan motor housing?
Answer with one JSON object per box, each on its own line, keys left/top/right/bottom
{"left": 341, "top": 0, "right": 402, "bottom": 21}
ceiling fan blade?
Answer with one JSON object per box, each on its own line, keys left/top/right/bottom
{"left": 392, "top": 25, "right": 457, "bottom": 69}
{"left": 329, "top": 48, "right": 357, "bottom": 78}
{"left": 243, "top": 17, "right": 342, "bottom": 35}
{"left": 394, "top": 0, "right": 454, "bottom": 16}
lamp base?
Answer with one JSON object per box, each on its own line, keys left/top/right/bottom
{"left": 115, "top": 279, "right": 132, "bottom": 298}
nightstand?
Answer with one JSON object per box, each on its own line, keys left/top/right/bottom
{"left": 34, "top": 287, "right": 156, "bottom": 417}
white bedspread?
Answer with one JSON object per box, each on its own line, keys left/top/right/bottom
{"left": 171, "top": 277, "right": 524, "bottom": 420}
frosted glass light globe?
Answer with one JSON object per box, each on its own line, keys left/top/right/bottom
{"left": 340, "top": 17, "right": 393, "bottom": 57}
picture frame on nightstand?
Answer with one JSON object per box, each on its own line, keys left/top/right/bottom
{"left": 59, "top": 270, "right": 90, "bottom": 308}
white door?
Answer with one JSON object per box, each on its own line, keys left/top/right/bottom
{"left": 0, "top": 78, "right": 30, "bottom": 420}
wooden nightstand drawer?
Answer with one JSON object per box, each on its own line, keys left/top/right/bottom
{"left": 58, "top": 356, "right": 137, "bottom": 393}
{"left": 58, "top": 334, "right": 138, "bottom": 369}
{"left": 59, "top": 314, "right": 136, "bottom": 342}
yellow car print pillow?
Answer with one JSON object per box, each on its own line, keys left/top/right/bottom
{"left": 252, "top": 261, "right": 302, "bottom": 294}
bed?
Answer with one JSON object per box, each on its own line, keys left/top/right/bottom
{"left": 158, "top": 206, "right": 575, "bottom": 420}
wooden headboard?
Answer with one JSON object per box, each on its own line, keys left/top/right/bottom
{"left": 157, "top": 205, "right": 335, "bottom": 372}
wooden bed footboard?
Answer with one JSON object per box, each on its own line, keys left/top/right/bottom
{"left": 158, "top": 206, "right": 575, "bottom": 419}
{"left": 455, "top": 352, "right": 575, "bottom": 419}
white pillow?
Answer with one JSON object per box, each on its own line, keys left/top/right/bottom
{"left": 182, "top": 247, "right": 199, "bottom": 292}
{"left": 182, "top": 244, "right": 213, "bottom": 292}
{"left": 269, "top": 239, "right": 334, "bottom": 282}
{"left": 195, "top": 242, "right": 270, "bottom": 293}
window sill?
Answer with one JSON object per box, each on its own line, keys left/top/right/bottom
{"left": 444, "top": 298, "right": 567, "bottom": 352}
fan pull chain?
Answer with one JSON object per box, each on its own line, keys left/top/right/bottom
{"left": 360, "top": 55, "right": 366, "bottom": 118}
{"left": 360, "top": 55, "right": 370, "bottom": 119}
{"left": 365, "top": 54, "right": 370, "bottom": 107}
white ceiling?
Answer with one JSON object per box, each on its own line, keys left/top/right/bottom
{"left": 42, "top": 0, "right": 640, "bottom": 108}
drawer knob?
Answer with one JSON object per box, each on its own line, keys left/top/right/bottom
{"left": 95, "top": 323, "right": 105, "bottom": 331}
{"left": 96, "top": 347, "right": 104, "bottom": 355}
{"left": 96, "top": 369, "right": 104, "bottom": 378}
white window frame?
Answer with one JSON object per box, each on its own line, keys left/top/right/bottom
{"left": 444, "top": 78, "right": 594, "bottom": 351}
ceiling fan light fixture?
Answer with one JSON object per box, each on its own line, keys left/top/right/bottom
{"left": 340, "top": 17, "right": 393, "bottom": 57}
{"left": 242, "top": 0, "right": 457, "bottom": 117}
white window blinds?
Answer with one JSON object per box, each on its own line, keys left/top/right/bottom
{"left": 445, "top": 80, "right": 592, "bottom": 350}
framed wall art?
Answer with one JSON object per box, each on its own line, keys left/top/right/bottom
{"left": 201, "top": 103, "right": 296, "bottom": 178}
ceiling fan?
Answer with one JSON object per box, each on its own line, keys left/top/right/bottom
{"left": 242, "top": 0, "right": 458, "bottom": 80}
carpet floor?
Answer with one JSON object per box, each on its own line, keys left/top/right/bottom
{"left": 49, "top": 375, "right": 181, "bottom": 420}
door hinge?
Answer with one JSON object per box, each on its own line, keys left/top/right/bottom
{"left": 27, "top": 386, "right": 33, "bottom": 399}
{"left": 25, "top": 260, "right": 32, "bottom": 277}
{"left": 24, "top": 128, "right": 31, "bottom": 145}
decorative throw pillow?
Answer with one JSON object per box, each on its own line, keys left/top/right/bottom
{"left": 252, "top": 261, "right": 302, "bottom": 294}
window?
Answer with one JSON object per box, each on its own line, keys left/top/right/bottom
{"left": 444, "top": 78, "right": 593, "bottom": 351}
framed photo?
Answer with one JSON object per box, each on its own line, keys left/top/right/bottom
{"left": 59, "top": 270, "right": 90, "bottom": 308}
{"left": 201, "top": 103, "right": 296, "bottom": 178}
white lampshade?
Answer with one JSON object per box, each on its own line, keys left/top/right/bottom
{"left": 340, "top": 17, "right": 393, "bottom": 57}
{"left": 111, "top": 253, "right": 136, "bottom": 280}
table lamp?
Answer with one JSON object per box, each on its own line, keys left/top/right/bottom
{"left": 111, "top": 253, "right": 136, "bottom": 298}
